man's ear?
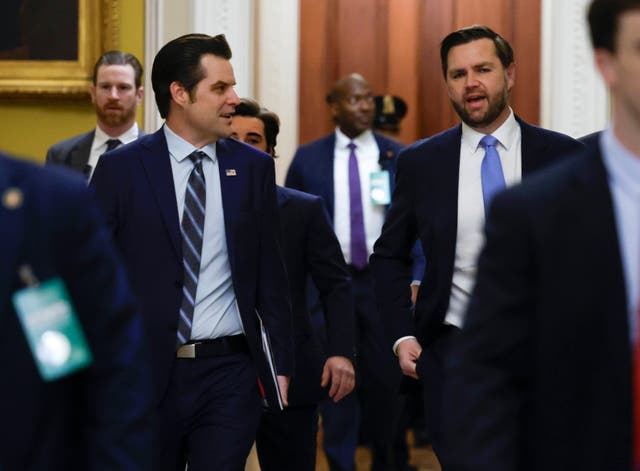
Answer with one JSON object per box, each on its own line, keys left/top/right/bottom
{"left": 136, "top": 86, "right": 144, "bottom": 104}
{"left": 169, "top": 81, "right": 189, "bottom": 107}
{"left": 89, "top": 85, "right": 97, "bottom": 105}
{"left": 595, "top": 49, "right": 617, "bottom": 89}
{"left": 505, "top": 62, "right": 515, "bottom": 92}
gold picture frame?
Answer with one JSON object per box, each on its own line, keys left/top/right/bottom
{"left": 0, "top": 0, "right": 119, "bottom": 99}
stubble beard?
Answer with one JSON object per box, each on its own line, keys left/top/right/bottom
{"left": 452, "top": 88, "right": 509, "bottom": 130}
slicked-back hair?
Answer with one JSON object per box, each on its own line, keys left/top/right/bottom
{"left": 151, "top": 33, "right": 232, "bottom": 118}
{"left": 93, "top": 50, "right": 143, "bottom": 88}
{"left": 440, "top": 25, "right": 514, "bottom": 78}
{"left": 234, "top": 98, "right": 281, "bottom": 157}
{"left": 588, "top": 0, "right": 640, "bottom": 52}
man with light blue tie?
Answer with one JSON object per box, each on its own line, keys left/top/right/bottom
{"left": 371, "top": 25, "right": 584, "bottom": 466}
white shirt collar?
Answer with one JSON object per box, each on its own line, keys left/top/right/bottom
{"left": 461, "top": 107, "right": 518, "bottom": 153}
{"left": 163, "top": 124, "right": 216, "bottom": 163}
{"left": 335, "top": 127, "right": 375, "bottom": 149}
{"left": 94, "top": 122, "right": 139, "bottom": 148}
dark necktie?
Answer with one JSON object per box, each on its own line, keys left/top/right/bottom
{"left": 479, "top": 135, "right": 506, "bottom": 215}
{"left": 105, "top": 138, "right": 121, "bottom": 152}
{"left": 348, "top": 142, "right": 368, "bottom": 269}
{"left": 177, "top": 150, "right": 207, "bottom": 346}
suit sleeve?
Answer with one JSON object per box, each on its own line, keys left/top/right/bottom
{"left": 306, "top": 196, "right": 355, "bottom": 359}
{"left": 54, "top": 181, "right": 153, "bottom": 470}
{"left": 371, "top": 151, "right": 420, "bottom": 346}
{"left": 444, "top": 189, "right": 533, "bottom": 471}
{"left": 45, "top": 145, "right": 60, "bottom": 165}
{"left": 257, "top": 159, "right": 294, "bottom": 376}
{"left": 284, "top": 150, "right": 304, "bottom": 191}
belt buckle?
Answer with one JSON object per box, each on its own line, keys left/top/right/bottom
{"left": 176, "top": 343, "right": 196, "bottom": 358}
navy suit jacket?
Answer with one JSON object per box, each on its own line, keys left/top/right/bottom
{"left": 45, "top": 127, "right": 146, "bottom": 174}
{"left": 371, "top": 117, "right": 585, "bottom": 350}
{"left": 0, "top": 153, "right": 152, "bottom": 470}
{"left": 276, "top": 186, "right": 354, "bottom": 406}
{"left": 90, "top": 129, "right": 293, "bottom": 409}
{"left": 445, "top": 140, "right": 631, "bottom": 471}
{"left": 285, "top": 131, "right": 425, "bottom": 279}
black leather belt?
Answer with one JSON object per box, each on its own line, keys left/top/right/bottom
{"left": 176, "top": 334, "right": 248, "bottom": 359}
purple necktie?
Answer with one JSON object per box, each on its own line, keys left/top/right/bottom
{"left": 348, "top": 142, "right": 368, "bottom": 269}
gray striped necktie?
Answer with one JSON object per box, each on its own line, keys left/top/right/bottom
{"left": 177, "top": 150, "right": 207, "bottom": 346}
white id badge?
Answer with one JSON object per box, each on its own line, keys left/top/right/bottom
{"left": 12, "top": 277, "right": 93, "bottom": 381}
{"left": 370, "top": 170, "right": 391, "bottom": 205}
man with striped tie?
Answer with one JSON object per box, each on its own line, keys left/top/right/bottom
{"left": 91, "top": 33, "right": 292, "bottom": 471}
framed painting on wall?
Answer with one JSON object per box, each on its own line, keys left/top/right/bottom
{"left": 0, "top": 0, "right": 119, "bottom": 98}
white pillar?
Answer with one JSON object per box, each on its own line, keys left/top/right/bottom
{"left": 540, "top": 0, "right": 609, "bottom": 138}
{"left": 255, "top": 0, "right": 299, "bottom": 184}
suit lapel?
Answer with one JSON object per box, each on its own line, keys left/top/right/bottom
{"left": 139, "top": 129, "right": 182, "bottom": 260}
{"left": 216, "top": 140, "right": 241, "bottom": 273}
{"left": 68, "top": 131, "right": 94, "bottom": 172}
{"left": 319, "top": 135, "right": 336, "bottom": 220}
{"left": 0, "top": 158, "right": 27, "bottom": 334}
{"left": 435, "top": 126, "right": 463, "bottom": 259}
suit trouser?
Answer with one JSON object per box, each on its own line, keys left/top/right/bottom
{"left": 415, "top": 324, "right": 460, "bottom": 468}
{"left": 320, "top": 268, "right": 406, "bottom": 471}
{"left": 255, "top": 404, "right": 319, "bottom": 471}
{"left": 154, "top": 352, "right": 263, "bottom": 471}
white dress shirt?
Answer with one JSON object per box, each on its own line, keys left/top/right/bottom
{"left": 87, "top": 122, "right": 139, "bottom": 180}
{"left": 164, "top": 124, "right": 243, "bottom": 340}
{"left": 333, "top": 128, "right": 386, "bottom": 265}
{"left": 445, "top": 109, "right": 522, "bottom": 328}
{"left": 394, "top": 109, "right": 522, "bottom": 353}
{"left": 600, "top": 127, "right": 640, "bottom": 343}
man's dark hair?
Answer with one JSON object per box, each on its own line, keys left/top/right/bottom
{"left": 440, "top": 25, "right": 514, "bottom": 78}
{"left": 151, "top": 33, "right": 232, "bottom": 118}
{"left": 588, "top": 0, "right": 640, "bottom": 52}
{"left": 234, "top": 97, "right": 281, "bottom": 157}
{"left": 93, "top": 50, "right": 143, "bottom": 88}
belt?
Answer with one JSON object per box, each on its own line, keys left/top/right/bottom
{"left": 176, "top": 334, "right": 248, "bottom": 359}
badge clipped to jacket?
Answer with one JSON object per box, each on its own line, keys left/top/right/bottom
{"left": 370, "top": 170, "right": 391, "bottom": 205}
{"left": 12, "top": 265, "right": 93, "bottom": 381}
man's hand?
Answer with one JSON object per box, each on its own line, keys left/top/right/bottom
{"left": 277, "top": 375, "right": 290, "bottom": 407}
{"left": 397, "top": 338, "right": 422, "bottom": 379}
{"left": 321, "top": 355, "right": 355, "bottom": 403}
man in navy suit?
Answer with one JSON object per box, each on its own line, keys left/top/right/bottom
{"left": 0, "top": 152, "right": 152, "bottom": 470}
{"left": 445, "top": 2, "right": 640, "bottom": 470}
{"left": 91, "top": 34, "right": 292, "bottom": 471}
{"left": 287, "top": 74, "right": 421, "bottom": 471}
{"left": 231, "top": 97, "right": 356, "bottom": 470}
{"left": 46, "top": 50, "right": 144, "bottom": 180}
{"left": 371, "top": 25, "right": 584, "bottom": 465}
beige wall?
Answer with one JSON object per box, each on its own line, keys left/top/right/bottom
{"left": 0, "top": 0, "right": 145, "bottom": 163}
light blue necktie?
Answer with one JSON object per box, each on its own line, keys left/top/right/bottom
{"left": 480, "top": 135, "right": 506, "bottom": 215}
{"left": 177, "top": 150, "right": 207, "bottom": 347}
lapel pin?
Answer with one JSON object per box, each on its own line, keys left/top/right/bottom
{"left": 386, "top": 150, "right": 394, "bottom": 159}
{"left": 2, "top": 187, "right": 23, "bottom": 209}
{"left": 225, "top": 169, "right": 237, "bottom": 177}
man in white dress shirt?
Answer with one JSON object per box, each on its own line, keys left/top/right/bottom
{"left": 371, "top": 25, "right": 583, "bottom": 466}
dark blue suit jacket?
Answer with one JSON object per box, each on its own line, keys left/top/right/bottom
{"left": 371, "top": 117, "right": 585, "bottom": 351}
{"left": 0, "top": 153, "right": 152, "bottom": 470}
{"left": 276, "top": 186, "right": 354, "bottom": 406}
{"left": 445, "top": 139, "right": 630, "bottom": 471}
{"left": 285, "top": 131, "right": 425, "bottom": 279}
{"left": 90, "top": 129, "right": 293, "bottom": 409}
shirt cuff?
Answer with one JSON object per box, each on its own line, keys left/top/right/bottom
{"left": 410, "top": 280, "right": 421, "bottom": 286}
{"left": 393, "top": 336, "right": 417, "bottom": 356}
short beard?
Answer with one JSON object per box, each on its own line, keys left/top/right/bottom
{"left": 95, "top": 105, "right": 136, "bottom": 129}
{"left": 452, "top": 88, "right": 509, "bottom": 130}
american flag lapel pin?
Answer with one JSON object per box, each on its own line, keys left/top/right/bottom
{"left": 225, "top": 169, "right": 237, "bottom": 177}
